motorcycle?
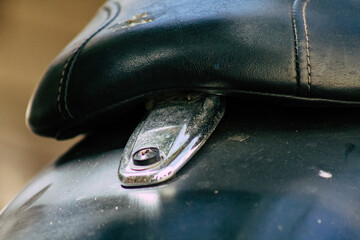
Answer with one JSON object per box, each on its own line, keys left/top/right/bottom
{"left": 1, "top": 0, "right": 360, "bottom": 239}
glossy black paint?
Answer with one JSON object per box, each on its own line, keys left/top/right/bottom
{"left": 2, "top": 101, "right": 360, "bottom": 239}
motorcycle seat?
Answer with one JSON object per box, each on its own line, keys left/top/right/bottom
{"left": 27, "top": 0, "right": 360, "bottom": 139}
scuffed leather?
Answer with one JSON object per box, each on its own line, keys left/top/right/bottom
{"left": 27, "top": 0, "right": 360, "bottom": 139}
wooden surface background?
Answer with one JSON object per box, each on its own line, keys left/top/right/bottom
{"left": 0, "top": 0, "right": 104, "bottom": 209}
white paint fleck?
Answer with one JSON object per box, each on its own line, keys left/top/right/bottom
{"left": 115, "top": 206, "right": 119, "bottom": 210}
{"left": 214, "top": 190, "right": 219, "bottom": 194}
{"left": 318, "top": 170, "right": 332, "bottom": 179}
{"left": 317, "top": 219, "right": 322, "bottom": 224}
{"left": 110, "top": 13, "right": 154, "bottom": 31}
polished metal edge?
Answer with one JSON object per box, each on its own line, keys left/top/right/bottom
{"left": 118, "top": 94, "right": 225, "bottom": 187}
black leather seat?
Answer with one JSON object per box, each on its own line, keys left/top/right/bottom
{"left": 27, "top": 0, "right": 360, "bottom": 139}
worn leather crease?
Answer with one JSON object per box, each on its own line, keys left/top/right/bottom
{"left": 27, "top": 0, "right": 360, "bottom": 139}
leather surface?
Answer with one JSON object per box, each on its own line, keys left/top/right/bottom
{"left": 293, "top": 0, "right": 360, "bottom": 99}
{"left": 27, "top": 0, "right": 360, "bottom": 139}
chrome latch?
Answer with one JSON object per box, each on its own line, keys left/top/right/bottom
{"left": 118, "top": 94, "right": 225, "bottom": 187}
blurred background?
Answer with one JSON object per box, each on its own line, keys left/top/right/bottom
{"left": 0, "top": 0, "right": 104, "bottom": 209}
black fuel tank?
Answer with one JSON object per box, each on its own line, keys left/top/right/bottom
{"left": 1, "top": 101, "right": 360, "bottom": 239}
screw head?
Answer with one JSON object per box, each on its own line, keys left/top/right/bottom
{"left": 132, "top": 148, "right": 161, "bottom": 166}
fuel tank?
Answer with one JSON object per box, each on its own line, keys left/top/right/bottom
{"left": 1, "top": 100, "right": 360, "bottom": 239}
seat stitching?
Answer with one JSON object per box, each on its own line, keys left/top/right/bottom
{"left": 291, "top": 0, "right": 300, "bottom": 94}
{"left": 302, "top": 0, "right": 311, "bottom": 96}
{"left": 57, "top": 56, "right": 72, "bottom": 119}
{"left": 57, "top": 2, "right": 120, "bottom": 120}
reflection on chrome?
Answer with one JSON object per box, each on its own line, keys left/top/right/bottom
{"left": 118, "top": 94, "right": 225, "bottom": 187}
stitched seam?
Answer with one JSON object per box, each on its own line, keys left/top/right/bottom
{"left": 292, "top": 0, "right": 301, "bottom": 94}
{"left": 57, "top": 2, "right": 121, "bottom": 120}
{"left": 57, "top": 57, "right": 72, "bottom": 120}
{"left": 302, "top": 0, "right": 311, "bottom": 96}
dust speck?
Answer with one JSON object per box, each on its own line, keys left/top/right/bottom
{"left": 228, "top": 134, "right": 250, "bottom": 142}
